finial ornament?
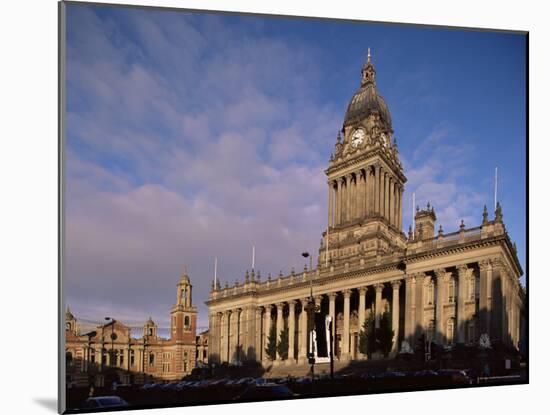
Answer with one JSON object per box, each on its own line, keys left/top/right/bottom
{"left": 460, "top": 219, "right": 465, "bottom": 230}
{"left": 482, "top": 204, "right": 488, "bottom": 224}
{"left": 495, "top": 201, "right": 503, "bottom": 222}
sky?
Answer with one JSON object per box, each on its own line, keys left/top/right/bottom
{"left": 64, "top": 3, "right": 526, "bottom": 333}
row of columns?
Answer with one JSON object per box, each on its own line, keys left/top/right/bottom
{"left": 328, "top": 165, "right": 403, "bottom": 229}
{"left": 402, "top": 260, "right": 521, "bottom": 347}
{"left": 211, "top": 282, "right": 402, "bottom": 364}
{"left": 210, "top": 260, "right": 522, "bottom": 364}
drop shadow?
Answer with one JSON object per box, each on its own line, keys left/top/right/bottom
{"left": 34, "top": 397, "right": 57, "bottom": 413}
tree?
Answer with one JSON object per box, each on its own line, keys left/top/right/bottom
{"left": 265, "top": 322, "right": 277, "bottom": 361}
{"left": 358, "top": 313, "right": 376, "bottom": 358}
{"left": 277, "top": 321, "right": 289, "bottom": 360}
{"left": 376, "top": 311, "right": 394, "bottom": 358}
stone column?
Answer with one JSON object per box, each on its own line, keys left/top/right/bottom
{"left": 435, "top": 269, "right": 450, "bottom": 344}
{"left": 136, "top": 347, "right": 143, "bottom": 373}
{"left": 336, "top": 178, "right": 342, "bottom": 225}
{"left": 457, "top": 265, "right": 472, "bottom": 343}
{"left": 358, "top": 287, "right": 367, "bottom": 334}
{"left": 299, "top": 298, "right": 308, "bottom": 364}
{"left": 220, "top": 311, "right": 226, "bottom": 362}
{"left": 276, "top": 303, "right": 284, "bottom": 362}
{"left": 357, "top": 171, "right": 364, "bottom": 218}
{"left": 346, "top": 174, "right": 353, "bottom": 223}
{"left": 374, "top": 165, "right": 380, "bottom": 215}
{"left": 342, "top": 289, "right": 351, "bottom": 360}
{"left": 263, "top": 305, "right": 272, "bottom": 363}
{"left": 479, "top": 260, "right": 491, "bottom": 337}
{"left": 254, "top": 307, "right": 262, "bottom": 362}
{"left": 391, "top": 280, "right": 401, "bottom": 353}
{"left": 375, "top": 283, "right": 383, "bottom": 328}
{"left": 287, "top": 301, "right": 296, "bottom": 364}
{"left": 349, "top": 174, "right": 357, "bottom": 220}
{"left": 502, "top": 273, "right": 508, "bottom": 344}
{"left": 404, "top": 275, "right": 415, "bottom": 343}
{"left": 208, "top": 313, "right": 215, "bottom": 363}
{"left": 328, "top": 292, "right": 337, "bottom": 346}
{"left": 384, "top": 173, "right": 389, "bottom": 221}
{"left": 398, "top": 186, "right": 403, "bottom": 231}
{"left": 328, "top": 181, "right": 334, "bottom": 227}
{"left": 358, "top": 287, "right": 367, "bottom": 358}
{"left": 389, "top": 179, "right": 395, "bottom": 227}
{"left": 340, "top": 177, "right": 346, "bottom": 223}
{"left": 230, "top": 309, "right": 237, "bottom": 363}
{"left": 364, "top": 168, "right": 369, "bottom": 216}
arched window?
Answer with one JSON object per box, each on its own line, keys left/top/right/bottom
{"left": 184, "top": 316, "right": 190, "bottom": 329}
{"left": 427, "top": 283, "right": 434, "bottom": 305}
{"left": 446, "top": 318, "right": 455, "bottom": 345}
{"left": 149, "top": 353, "right": 155, "bottom": 366}
{"left": 448, "top": 279, "right": 456, "bottom": 303}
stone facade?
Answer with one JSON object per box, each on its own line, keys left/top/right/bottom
{"left": 65, "top": 272, "right": 198, "bottom": 387}
{"left": 205, "top": 53, "right": 525, "bottom": 367}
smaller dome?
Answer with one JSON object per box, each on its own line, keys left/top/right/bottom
{"left": 179, "top": 273, "right": 190, "bottom": 284}
{"left": 145, "top": 316, "right": 156, "bottom": 326}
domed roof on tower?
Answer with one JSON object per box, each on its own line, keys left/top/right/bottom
{"left": 343, "top": 49, "right": 392, "bottom": 130}
{"left": 178, "top": 267, "right": 191, "bottom": 284}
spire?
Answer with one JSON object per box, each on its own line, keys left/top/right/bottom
{"left": 361, "top": 47, "right": 376, "bottom": 87}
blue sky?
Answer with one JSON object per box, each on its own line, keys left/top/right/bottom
{"left": 65, "top": 3, "right": 526, "bottom": 331}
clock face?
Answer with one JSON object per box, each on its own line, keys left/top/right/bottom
{"left": 351, "top": 129, "right": 366, "bottom": 148}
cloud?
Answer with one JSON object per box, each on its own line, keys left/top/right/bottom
{"left": 64, "top": 7, "right": 335, "bottom": 328}
{"left": 402, "top": 124, "right": 487, "bottom": 233}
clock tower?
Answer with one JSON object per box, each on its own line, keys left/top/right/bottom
{"left": 319, "top": 50, "right": 407, "bottom": 266}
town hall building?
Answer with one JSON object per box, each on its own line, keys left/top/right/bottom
{"left": 205, "top": 52, "right": 525, "bottom": 368}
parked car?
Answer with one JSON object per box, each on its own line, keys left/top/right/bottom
{"left": 413, "top": 370, "right": 438, "bottom": 377}
{"left": 235, "top": 384, "right": 298, "bottom": 401}
{"left": 83, "top": 396, "right": 129, "bottom": 409}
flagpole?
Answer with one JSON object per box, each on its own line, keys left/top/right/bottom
{"left": 494, "top": 167, "right": 498, "bottom": 210}
{"left": 252, "top": 245, "right": 255, "bottom": 270}
{"left": 412, "top": 192, "right": 416, "bottom": 240}
{"left": 214, "top": 257, "right": 218, "bottom": 286}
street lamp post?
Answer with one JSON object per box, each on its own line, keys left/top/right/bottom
{"left": 302, "top": 251, "right": 313, "bottom": 271}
